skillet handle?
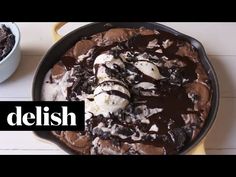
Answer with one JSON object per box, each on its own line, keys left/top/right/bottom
{"left": 51, "top": 22, "right": 67, "bottom": 42}
{"left": 189, "top": 141, "right": 206, "bottom": 155}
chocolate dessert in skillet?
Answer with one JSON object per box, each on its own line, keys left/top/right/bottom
{"left": 42, "top": 27, "right": 212, "bottom": 155}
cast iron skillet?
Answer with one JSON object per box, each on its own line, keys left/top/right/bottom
{"left": 32, "top": 22, "right": 219, "bottom": 155}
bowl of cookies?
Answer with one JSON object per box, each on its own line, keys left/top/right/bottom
{"left": 0, "top": 22, "right": 21, "bottom": 83}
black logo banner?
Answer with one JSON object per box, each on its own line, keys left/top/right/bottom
{"left": 0, "top": 101, "right": 85, "bottom": 131}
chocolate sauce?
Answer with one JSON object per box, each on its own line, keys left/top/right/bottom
{"left": 61, "top": 56, "right": 76, "bottom": 70}
{"left": 95, "top": 90, "right": 130, "bottom": 101}
{"left": 47, "top": 27, "right": 211, "bottom": 155}
{"left": 98, "top": 80, "right": 129, "bottom": 90}
{"left": 74, "top": 32, "right": 201, "bottom": 153}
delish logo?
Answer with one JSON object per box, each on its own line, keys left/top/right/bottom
{"left": 0, "top": 101, "right": 85, "bottom": 131}
{"left": 7, "top": 106, "right": 76, "bottom": 126}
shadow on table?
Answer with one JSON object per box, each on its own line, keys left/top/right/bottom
{"left": 205, "top": 55, "right": 236, "bottom": 150}
{"left": 0, "top": 54, "right": 42, "bottom": 84}
{"left": 21, "top": 48, "right": 46, "bottom": 56}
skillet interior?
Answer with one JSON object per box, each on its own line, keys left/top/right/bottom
{"left": 32, "top": 22, "right": 219, "bottom": 155}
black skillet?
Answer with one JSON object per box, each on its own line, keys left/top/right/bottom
{"left": 32, "top": 22, "right": 219, "bottom": 155}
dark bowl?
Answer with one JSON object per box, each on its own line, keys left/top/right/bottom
{"left": 32, "top": 22, "right": 219, "bottom": 155}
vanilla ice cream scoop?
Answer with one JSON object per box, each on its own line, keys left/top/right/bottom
{"left": 94, "top": 80, "right": 130, "bottom": 117}
{"left": 95, "top": 65, "right": 109, "bottom": 82}
{"left": 134, "top": 61, "right": 162, "bottom": 80}
{"left": 94, "top": 53, "right": 125, "bottom": 83}
{"left": 42, "top": 70, "right": 71, "bottom": 101}
{"left": 94, "top": 53, "right": 125, "bottom": 70}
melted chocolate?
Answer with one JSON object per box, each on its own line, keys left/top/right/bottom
{"left": 98, "top": 80, "right": 129, "bottom": 90}
{"left": 48, "top": 27, "right": 212, "bottom": 155}
{"left": 95, "top": 90, "right": 130, "bottom": 101}
{"left": 61, "top": 56, "right": 76, "bottom": 70}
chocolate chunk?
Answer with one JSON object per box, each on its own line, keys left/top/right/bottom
{"left": 73, "top": 40, "right": 96, "bottom": 58}
{"left": 51, "top": 62, "right": 66, "bottom": 80}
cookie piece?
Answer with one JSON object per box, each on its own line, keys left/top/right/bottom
{"left": 73, "top": 40, "right": 96, "bottom": 58}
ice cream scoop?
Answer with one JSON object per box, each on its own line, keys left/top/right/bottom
{"left": 134, "top": 61, "right": 162, "bottom": 80}
{"left": 94, "top": 53, "right": 125, "bottom": 83}
{"left": 94, "top": 80, "right": 130, "bottom": 116}
{"left": 94, "top": 53, "right": 125, "bottom": 69}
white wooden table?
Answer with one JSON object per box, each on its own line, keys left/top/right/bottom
{"left": 0, "top": 22, "right": 235, "bottom": 155}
